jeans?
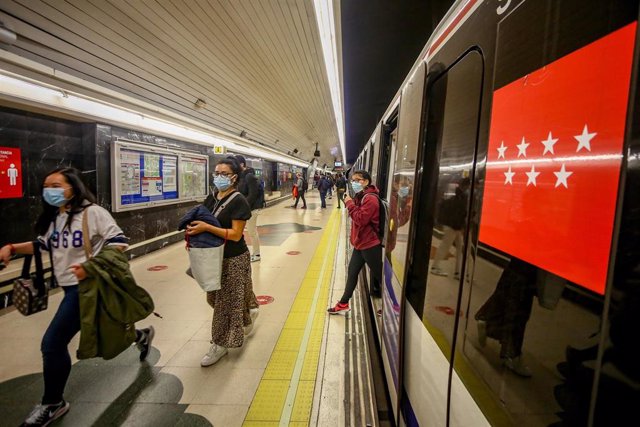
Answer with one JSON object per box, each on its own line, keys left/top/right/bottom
{"left": 41, "top": 285, "right": 81, "bottom": 404}
{"left": 337, "top": 189, "right": 345, "bottom": 207}
{"left": 340, "top": 245, "right": 383, "bottom": 304}
{"left": 319, "top": 191, "right": 327, "bottom": 208}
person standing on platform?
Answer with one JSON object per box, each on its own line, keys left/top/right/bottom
{"left": 292, "top": 172, "right": 307, "bottom": 209}
{"left": 328, "top": 170, "right": 382, "bottom": 314}
{"left": 0, "top": 167, "right": 154, "bottom": 427}
{"left": 335, "top": 173, "right": 347, "bottom": 208}
{"left": 327, "top": 174, "right": 334, "bottom": 199}
{"left": 186, "top": 158, "right": 259, "bottom": 367}
{"left": 430, "top": 177, "right": 470, "bottom": 279}
{"left": 318, "top": 174, "right": 331, "bottom": 209}
{"left": 233, "top": 155, "right": 262, "bottom": 263}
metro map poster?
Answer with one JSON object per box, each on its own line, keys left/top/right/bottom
{"left": 119, "top": 148, "right": 179, "bottom": 206}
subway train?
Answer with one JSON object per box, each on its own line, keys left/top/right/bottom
{"left": 351, "top": 0, "right": 639, "bottom": 425}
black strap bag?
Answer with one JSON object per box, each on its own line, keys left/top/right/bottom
{"left": 12, "top": 242, "right": 49, "bottom": 316}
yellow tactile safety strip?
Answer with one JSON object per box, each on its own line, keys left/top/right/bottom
{"left": 243, "top": 210, "right": 341, "bottom": 427}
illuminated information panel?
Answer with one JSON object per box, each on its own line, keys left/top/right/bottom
{"left": 112, "top": 139, "right": 209, "bottom": 212}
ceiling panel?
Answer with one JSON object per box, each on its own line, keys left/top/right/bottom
{"left": 0, "top": 0, "right": 341, "bottom": 164}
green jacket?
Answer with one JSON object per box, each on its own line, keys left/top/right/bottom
{"left": 77, "top": 246, "right": 154, "bottom": 360}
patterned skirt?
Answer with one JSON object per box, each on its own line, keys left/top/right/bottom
{"left": 206, "top": 251, "right": 258, "bottom": 348}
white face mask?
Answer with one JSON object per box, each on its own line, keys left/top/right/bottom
{"left": 351, "top": 181, "right": 363, "bottom": 193}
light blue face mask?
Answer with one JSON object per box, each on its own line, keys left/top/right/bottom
{"left": 214, "top": 175, "right": 233, "bottom": 191}
{"left": 351, "top": 181, "right": 363, "bottom": 194}
{"left": 43, "top": 188, "right": 69, "bottom": 207}
{"left": 398, "top": 186, "right": 410, "bottom": 198}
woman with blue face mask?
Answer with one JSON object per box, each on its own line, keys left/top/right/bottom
{"left": 328, "top": 170, "right": 383, "bottom": 314}
{"left": 0, "top": 167, "right": 153, "bottom": 427}
{"left": 186, "top": 158, "right": 259, "bottom": 366}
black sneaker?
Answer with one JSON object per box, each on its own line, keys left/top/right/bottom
{"left": 136, "top": 326, "right": 155, "bottom": 361}
{"left": 21, "top": 400, "right": 69, "bottom": 426}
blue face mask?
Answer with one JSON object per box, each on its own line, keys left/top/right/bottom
{"left": 398, "top": 186, "right": 410, "bottom": 198}
{"left": 43, "top": 188, "right": 69, "bottom": 207}
{"left": 214, "top": 175, "right": 233, "bottom": 191}
{"left": 351, "top": 181, "right": 363, "bottom": 194}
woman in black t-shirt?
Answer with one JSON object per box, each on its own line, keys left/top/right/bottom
{"left": 186, "top": 158, "right": 259, "bottom": 366}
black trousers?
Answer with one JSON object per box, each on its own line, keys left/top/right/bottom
{"left": 294, "top": 192, "right": 306, "bottom": 208}
{"left": 340, "top": 245, "right": 383, "bottom": 304}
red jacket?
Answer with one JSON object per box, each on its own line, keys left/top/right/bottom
{"left": 346, "top": 186, "right": 381, "bottom": 250}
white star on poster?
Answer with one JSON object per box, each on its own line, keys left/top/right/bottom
{"left": 541, "top": 131, "right": 558, "bottom": 155}
{"left": 504, "top": 166, "right": 515, "bottom": 185}
{"left": 554, "top": 163, "right": 573, "bottom": 188}
{"left": 525, "top": 165, "right": 540, "bottom": 186}
{"left": 497, "top": 141, "right": 507, "bottom": 159}
{"left": 517, "top": 137, "right": 529, "bottom": 157}
{"left": 575, "top": 124, "right": 597, "bottom": 152}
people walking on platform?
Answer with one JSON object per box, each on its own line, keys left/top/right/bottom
{"left": 335, "top": 173, "right": 347, "bottom": 208}
{"left": 327, "top": 174, "right": 334, "bottom": 199}
{"left": 187, "top": 158, "right": 259, "bottom": 367}
{"left": 292, "top": 172, "right": 307, "bottom": 209}
{"left": 474, "top": 258, "right": 536, "bottom": 377}
{"left": 328, "top": 170, "right": 383, "bottom": 314}
{"left": 318, "top": 174, "right": 332, "bottom": 209}
{"left": 233, "top": 155, "right": 263, "bottom": 263}
{"left": 0, "top": 167, "right": 155, "bottom": 427}
{"left": 430, "top": 178, "right": 471, "bottom": 279}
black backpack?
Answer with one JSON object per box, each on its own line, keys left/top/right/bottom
{"left": 302, "top": 176, "right": 308, "bottom": 191}
{"left": 362, "top": 193, "right": 390, "bottom": 247}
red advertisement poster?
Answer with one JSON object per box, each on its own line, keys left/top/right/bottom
{"left": 0, "top": 147, "right": 23, "bottom": 199}
{"left": 479, "top": 23, "right": 636, "bottom": 295}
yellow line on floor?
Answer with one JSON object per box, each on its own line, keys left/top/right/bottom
{"left": 244, "top": 209, "right": 341, "bottom": 427}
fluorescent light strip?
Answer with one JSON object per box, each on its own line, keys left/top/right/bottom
{"left": 0, "top": 73, "right": 307, "bottom": 167}
{"left": 313, "top": 0, "right": 346, "bottom": 162}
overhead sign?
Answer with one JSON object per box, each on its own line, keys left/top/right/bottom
{"left": 213, "top": 145, "right": 226, "bottom": 154}
{"left": 0, "top": 147, "right": 23, "bottom": 199}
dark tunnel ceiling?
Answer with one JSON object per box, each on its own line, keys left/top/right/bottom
{"left": 341, "top": 0, "right": 454, "bottom": 163}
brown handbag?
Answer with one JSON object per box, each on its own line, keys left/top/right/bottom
{"left": 12, "top": 242, "right": 49, "bottom": 316}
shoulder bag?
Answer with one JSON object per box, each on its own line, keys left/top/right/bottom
{"left": 12, "top": 241, "right": 49, "bottom": 316}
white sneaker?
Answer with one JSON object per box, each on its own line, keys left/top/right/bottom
{"left": 430, "top": 267, "right": 448, "bottom": 277}
{"left": 503, "top": 355, "right": 532, "bottom": 377}
{"left": 251, "top": 254, "right": 261, "bottom": 262}
{"left": 244, "top": 308, "right": 259, "bottom": 336}
{"left": 201, "top": 344, "right": 228, "bottom": 367}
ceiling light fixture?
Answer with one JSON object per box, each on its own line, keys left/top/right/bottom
{"left": 0, "top": 73, "right": 308, "bottom": 167}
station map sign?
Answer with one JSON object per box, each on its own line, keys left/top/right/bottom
{"left": 112, "top": 139, "right": 209, "bottom": 212}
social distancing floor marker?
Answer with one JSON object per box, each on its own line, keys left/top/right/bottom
{"left": 244, "top": 210, "right": 340, "bottom": 426}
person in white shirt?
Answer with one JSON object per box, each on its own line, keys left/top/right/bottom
{"left": 0, "top": 167, "right": 154, "bottom": 427}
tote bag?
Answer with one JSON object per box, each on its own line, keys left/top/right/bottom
{"left": 188, "top": 246, "right": 224, "bottom": 291}
{"left": 187, "top": 192, "right": 240, "bottom": 291}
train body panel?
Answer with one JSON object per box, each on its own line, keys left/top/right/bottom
{"left": 354, "top": 0, "right": 640, "bottom": 425}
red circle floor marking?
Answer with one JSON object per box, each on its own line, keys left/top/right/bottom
{"left": 256, "top": 295, "right": 274, "bottom": 305}
{"left": 147, "top": 265, "right": 168, "bottom": 271}
{"left": 286, "top": 251, "right": 301, "bottom": 255}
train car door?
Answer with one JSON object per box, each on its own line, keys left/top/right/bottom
{"left": 401, "top": 50, "right": 485, "bottom": 426}
{"left": 380, "top": 62, "right": 427, "bottom": 422}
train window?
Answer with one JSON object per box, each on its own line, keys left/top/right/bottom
{"left": 456, "top": 3, "right": 638, "bottom": 426}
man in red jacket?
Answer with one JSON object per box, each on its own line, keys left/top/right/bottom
{"left": 328, "top": 170, "right": 382, "bottom": 314}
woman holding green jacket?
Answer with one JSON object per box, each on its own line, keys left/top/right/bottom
{"left": 0, "top": 167, "right": 154, "bottom": 427}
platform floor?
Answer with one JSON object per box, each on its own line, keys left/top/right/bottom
{"left": 0, "top": 191, "right": 358, "bottom": 426}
